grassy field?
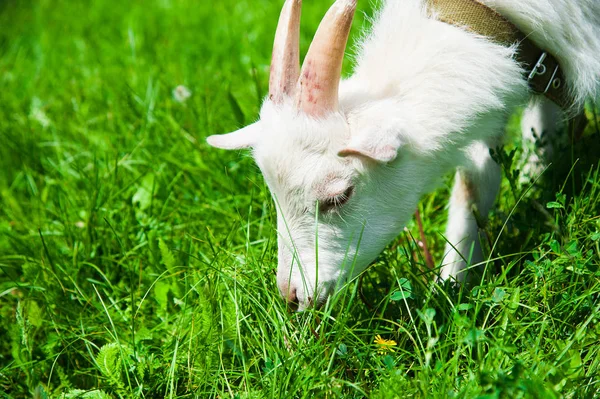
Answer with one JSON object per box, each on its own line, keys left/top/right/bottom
{"left": 1, "top": 0, "right": 599, "bottom": 397}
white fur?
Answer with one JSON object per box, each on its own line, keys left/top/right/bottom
{"left": 519, "top": 96, "right": 566, "bottom": 181}
{"left": 208, "top": 0, "right": 600, "bottom": 309}
{"left": 484, "top": 0, "right": 600, "bottom": 112}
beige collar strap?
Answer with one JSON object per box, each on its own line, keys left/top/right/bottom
{"left": 427, "top": 0, "right": 572, "bottom": 110}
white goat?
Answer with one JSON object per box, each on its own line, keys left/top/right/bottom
{"left": 208, "top": 0, "right": 600, "bottom": 310}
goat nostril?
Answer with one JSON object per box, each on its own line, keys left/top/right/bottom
{"left": 286, "top": 287, "right": 299, "bottom": 311}
{"left": 288, "top": 287, "right": 298, "bottom": 303}
{"left": 279, "top": 283, "right": 299, "bottom": 311}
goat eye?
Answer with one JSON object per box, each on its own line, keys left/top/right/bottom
{"left": 319, "top": 186, "right": 354, "bottom": 213}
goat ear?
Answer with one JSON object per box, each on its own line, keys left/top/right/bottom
{"left": 206, "top": 122, "right": 261, "bottom": 150}
{"left": 338, "top": 135, "right": 402, "bottom": 163}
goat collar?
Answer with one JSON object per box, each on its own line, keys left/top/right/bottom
{"left": 427, "top": 0, "right": 571, "bottom": 110}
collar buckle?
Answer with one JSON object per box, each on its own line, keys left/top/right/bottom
{"left": 528, "top": 52, "right": 561, "bottom": 94}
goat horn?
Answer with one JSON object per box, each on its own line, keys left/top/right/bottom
{"left": 297, "top": 0, "right": 356, "bottom": 116}
{"left": 269, "top": 0, "right": 302, "bottom": 104}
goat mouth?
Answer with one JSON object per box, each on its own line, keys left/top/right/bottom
{"left": 313, "top": 296, "right": 328, "bottom": 309}
{"left": 280, "top": 280, "right": 337, "bottom": 312}
{"left": 285, "top": 295, "right": 322, "bottom": 312}
{"left": 308, "top": 286, "right": 336, "bottom": 310}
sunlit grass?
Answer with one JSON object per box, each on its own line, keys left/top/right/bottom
{"left": 1, "top": 0, "right": 599, "bottom": 397}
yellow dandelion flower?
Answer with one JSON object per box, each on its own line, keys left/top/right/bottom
{"left": 374, "top": 334, "right": 397, "bottom": 353}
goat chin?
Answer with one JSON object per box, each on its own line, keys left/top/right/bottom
{"left": 208, "top": 0, "right": 600, "bottom": 310}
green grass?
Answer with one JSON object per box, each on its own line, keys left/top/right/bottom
{"left": 1, "top": 0, "right": 599, "bottom": 397}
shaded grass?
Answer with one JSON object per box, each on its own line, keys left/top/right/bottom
{"left": 1, "top": 0, "right": 599, "bottom": 397}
